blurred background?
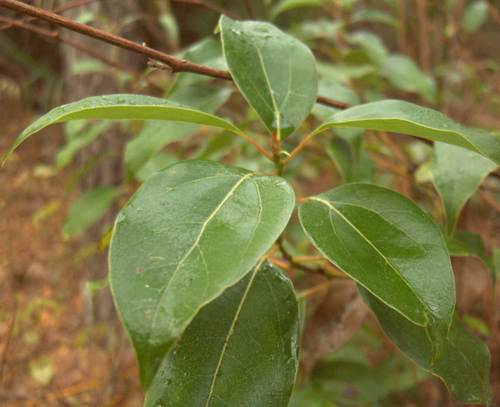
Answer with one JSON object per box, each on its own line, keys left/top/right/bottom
{"left": 1, "top": 0, "right": 500, "bottom": 405}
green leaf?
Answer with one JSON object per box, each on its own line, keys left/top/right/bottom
{"left": 304, "top": 357, "right": 428, "bottom": 406}
{"left": 352, "top": 8, "right": 400, "bottom": 26}
{"left": 144, "top": 261, "right": 299, "bottom": 406}
{"left": 463, "top": 0, "right": 489, "bottom": 33}
{"left": 429, "top": 142, "right": 497, "bottom": 239}
{"left": 109, "top": 160, "right": 295, "bottom": 390}
{"left": 343, "top": 31, "right": 388, "bottom": 65}
{"left": 63, "top": 187, "right": 121, "bottom": 238}
{"left": 381, "top": 55, "right": 437, "bottom": 103}
{"left": 326, "top": 137, "right": 355, "bottom": 183}
{"left": 3, "top": 94, "right": 244, "bottom": 164}
{"left": 86, "top": 275, "right": 110, "bottom": 297}
{"left": 359, "top": 286, "right": 493, "bottom": 405}
{"left": 170, "top": 38, "right": 227, "bottom": 93}
{"left": 313, "top": 99, "right": 500, "bottom": 166}
{"left": 124, "top": 86, "right": 232, "bottom": 182}
{"left": 56, "top": 120, "right": 113, "bottom": 169}
{"left": 299, "top": 183, "right": 455, "bottom": 358}
{"left": 447, "top": 229, "right": 496, "bottom": 286}
{"left": 135, "top": 153, "right": 177, "bottom": 183}
{"left": 312, "top": 80, "right": 359, "bottom": 121}
{"left": 269, "top": 0, "right": 325, "bottom": 20}
{"left": 218, "top": 16, "right": 318, "bottom": 140}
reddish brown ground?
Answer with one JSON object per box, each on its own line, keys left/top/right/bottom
{"left": 0, "top": 96, "right": 143, "bottom": 407}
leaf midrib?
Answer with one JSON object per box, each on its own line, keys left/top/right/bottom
{"left": 145, "top": 172, "right": 254, "bottom": 377}
{"left": 205, "top": 259, "right": 264, "bottom": 406}
{"left": 310, "top": 197, "right": 428, "bottom": 324}
{"left": 316, "top": 117, "right": 489, "bottom": 160}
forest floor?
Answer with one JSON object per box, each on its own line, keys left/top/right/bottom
{"left": 0, "top": 96, "right": 143, "bottom": 407}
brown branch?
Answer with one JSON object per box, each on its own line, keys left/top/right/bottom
{"left": 0, "top": 0, "right": 99, "bottom": 31}
{"left": 0, "top": 0, "right": 232, "bottom": 80}
{"left": 242, "top": 0, "right": 257, "bottom": 19}
{"left": 0, "top": 0, "right": 350, "bottom": 110}
{"left": 0, "top": 16, "right": 165, "bottom": 91}
{"left": 169, "top": 0, "right": 241, "bottom": 20}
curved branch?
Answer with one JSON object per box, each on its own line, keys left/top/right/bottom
{"left": 0, "top": 0, "right": 352, "bottom": 109}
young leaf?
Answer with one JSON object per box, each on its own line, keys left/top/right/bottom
{"left": 358, "top": 285, "right": 493, "bottom": 406}
{"left": 447, "top": 229, "right": 496, "bottom": 286}
{"left": 326, "top": 137, "right": 355, "bottom": 183}
{"left": 169, "top": 38, "right": 227, "bottom": 94}
{"left": 3, "top": 94, "right": 245, "bottom": 164}
{"left": 144, "top": 261, "right": 299, "bottom": 407}
{"left": 63, "top": 186, "right": 121, "bottom": 238}
{"left": 56, "top": 120, "right": 113, "bottom": 169}
{"left": 462, "top": 0, "right": 489, "bottom": 33}
{"left": 109, "top": 160, "right": 295, "bottom": 391}
{"left": 381, "top": 55, "right": 437, "bottom": 103}
{"left": 299, "top": 183, "right": 455, "bottom": 358}
{"left": 343, "top": 31, "right": 388, "bottom": 65}
{"left": 218, "top": 15, "right": 318, "bottom": 140}
{"left": 269, "top": 0, "right": 325, "bottom": 20}
{"left": 429, "top": 142, "right": 497, "bottom": 239}
{"left": 312, "top": 99, "right": 500, "bottom": 166}
{"left": 124, "top": 86, "right": 232, "bottom": 182}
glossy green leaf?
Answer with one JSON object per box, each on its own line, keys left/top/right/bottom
{"left": 218, "top": 16, "right": 318, "bottom": 140}
{"left": 463, "top": 0, "right": 489, "bottom": 33}
{"left": 359, "top": 286, "right": 493, "bottom": 406}
{"left": 269, "top": 0, "right": 325, "bottom": 20}
{"left": 3, "top": 94, "right": 244, "bottom": 164}
{"left": 429, "top": 142, "right": 497, "bottom": 239}
{"left": 63, "top": 186, "right": 121, "bottom": 238}
{"left": 299, "top": 183, "right": 455, "bottom": 358}
{"left": 447, "top": 229, "right": 496, "bottom": 286}
{"left": 109, "top": 160, "right": 295, "bottom": 390}
{"left": 144, "top": 261, "right": 299, "bottom": 407}
{"left": 313, "top": 99, "right": 500, "bottom": 166}
{"left": 124, "top": 86, "right": 232, "bottom": 182}
{"left": 382, "top": 55, "right": 437, "bottom": 103}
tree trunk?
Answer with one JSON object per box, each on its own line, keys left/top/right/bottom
{"left": 58, "top": 0, "right": 148, "bottom": 325}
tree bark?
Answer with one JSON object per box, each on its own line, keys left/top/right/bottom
{"left": 58, "top": 0, "right": 148, "bottom": 325}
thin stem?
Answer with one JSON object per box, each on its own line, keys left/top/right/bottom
{"left": 0, "top": 0, "right": 99, "bottom": 31}
{"left": 296, "top": 281, "right": 331, "bottom": 299}
{"left": 0, "top": 0, "right": 232, "bottom": 80}
{"left": 169, "top": 0, "right": 242, "bottom": 21}
{"left": 276, "top": 234, "right": 336, "bottom": 278}
{"left": 0, "top": 16, "right": 165, "bottom": 92}
{"left": 283, "top": 132, "right": 316, "bottom": 165}
{"left": 294, "top": 256, "right": 325, "bottom": 263}
{"left": 239, "top": 132, "right": 272, "bottom": 160}
{"left": 0, "top": 0, "right": 350, "bottom": 110}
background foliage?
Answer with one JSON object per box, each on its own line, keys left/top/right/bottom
{"left": 1, "top": 0, "right": 500, "bottom": 406}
